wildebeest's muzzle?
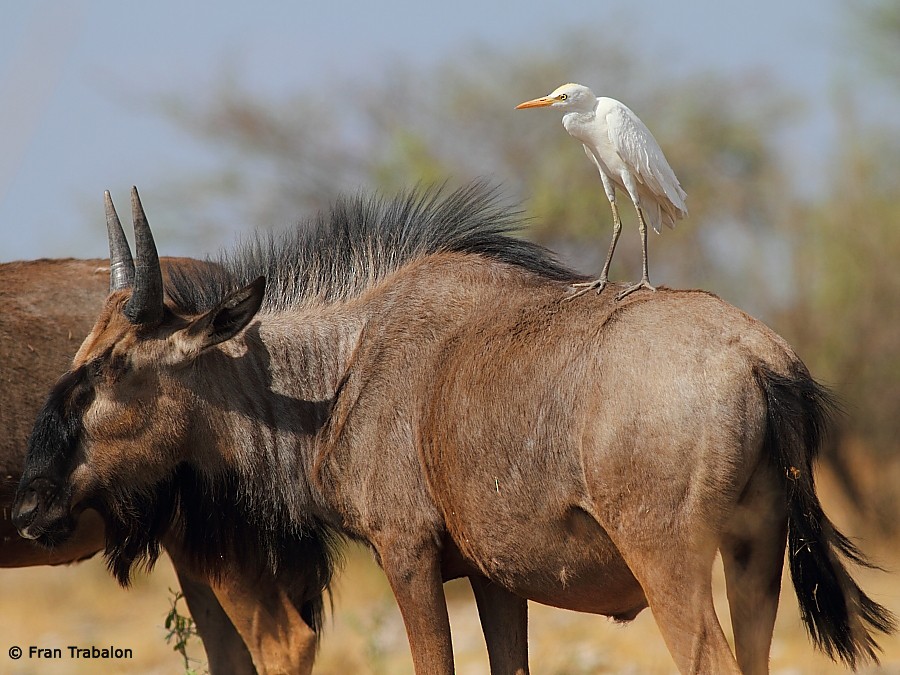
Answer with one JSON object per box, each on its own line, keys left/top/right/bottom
{"left": 13, "top": 366, "right": 92, "bottom": 545}
{"left": 12, "top": 477, "right": 76, "bottom": 544}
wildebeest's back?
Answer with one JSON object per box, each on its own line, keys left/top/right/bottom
{"left": 420, "top": 285, "right": 799, "bottom": 613}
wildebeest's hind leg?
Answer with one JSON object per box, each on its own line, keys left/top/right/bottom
{"left": 470, "top": 575, "right": 529, "bottom": 674}
{"left": 615, "top": 533, "right": 740, "bottom": 673}
{"left": 720, "top": 461, "right": 788, "bottom": 675}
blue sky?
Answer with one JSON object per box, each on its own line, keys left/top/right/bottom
{"left": 0, "top": 0, "right": 863, "bottom": 261}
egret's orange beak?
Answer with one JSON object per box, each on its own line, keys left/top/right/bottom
{"left": 515, "top": 96, "right": 554, "bottom": 110}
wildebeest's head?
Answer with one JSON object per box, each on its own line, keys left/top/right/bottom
{"left": 12, "top": 188, "right": 265, "bottom": 578}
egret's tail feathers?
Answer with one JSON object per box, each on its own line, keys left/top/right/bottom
{"left": 647, "top": 201, "right": 682, "bottom": 234}
{"left": 648, "top": 203, "right": 663, "bottom": 234}
{"left": 664, "top": 183, "right": 688, "bottom": 216}
{"left": 661, "top": 189, "right": 687, "bottom": 227}
{"left": 647, "top": 159, "right": 687, "bottom": 218}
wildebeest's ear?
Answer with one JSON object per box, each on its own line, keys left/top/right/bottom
{"left": 185, "top": 276, "right": 266, "bottom": 351}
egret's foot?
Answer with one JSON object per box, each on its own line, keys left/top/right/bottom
{"left": 565, "top": 277, "right": 608, "bottom": 301}
{"left": 615, "top": 279, "right": 655, "bottom": 301}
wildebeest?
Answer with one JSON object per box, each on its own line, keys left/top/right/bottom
{"left": 0, "top": 256, "right": 321, "bottom": 674}
{"left": 2, "top": 259, "right": 109, "bottom": 568}
{"left": 13, "top": 183, "right": 895, "bottom": 674}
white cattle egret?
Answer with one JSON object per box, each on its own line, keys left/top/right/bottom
{"left": 516, "top": 83, "right": 687, "bottom": 300}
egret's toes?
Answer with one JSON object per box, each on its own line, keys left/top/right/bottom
{"left": 615, "top": 279, "right": 655, "bottom": 301}
{"left": 565, "top": 278, "right": 607, "bottom": 302}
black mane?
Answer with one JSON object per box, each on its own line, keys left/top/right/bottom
{"left": 100, "top": 463, "right": 339, "bottom": 634}
{"left": 166, "top": 181, "right": 579, "bottom": 314}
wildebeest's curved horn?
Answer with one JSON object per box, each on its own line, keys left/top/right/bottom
{"left": 123, "top": 186, "right": 164, "bottom": 325}
{"left": 105, "top": 191, "right": 135, "bottom": 292}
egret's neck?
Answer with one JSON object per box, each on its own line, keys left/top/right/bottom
{"left": 562, "top": 109, "right": 596, "bottom": 139}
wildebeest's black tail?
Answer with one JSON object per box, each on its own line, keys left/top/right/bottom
{"left": 755, "top": 364, "right": 896, "bottom": 667}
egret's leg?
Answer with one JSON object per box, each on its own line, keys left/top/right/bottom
{"left": 570, "top": 202, "right": 623, "bottom": 297}
{"left": 568, "top": 175, "right": 622, "bottom": 300}
{"left": 598, "top": 201, "right": 623, "bottom": 282}
{"left": 616, "top": 206, "right": 655, "bottom": 301}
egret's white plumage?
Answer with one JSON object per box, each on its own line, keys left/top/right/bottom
{"left": 516, "top": 83, "right": 687, "bottom": 299}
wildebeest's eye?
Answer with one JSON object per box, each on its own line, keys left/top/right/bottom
{"left": 87, "top": 354, "right": 129, "bottom": 382}
{"left": 57, "top": 364, "right": 95, "bottom": 415}
{"left": 101, "top": 354, "right": 133, "bottom": 384}
{"left": 110, "top": 354, "right": 129, "bottom": 375}
{"left": 88, "top": 359, "right": 104, "bottom": 380}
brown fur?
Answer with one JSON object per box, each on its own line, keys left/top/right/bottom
{"left": 13, "top": 192, "right": 893, "bottom": 674}
{"left": 1, "top": 259, "right": 108, "bottom": 566}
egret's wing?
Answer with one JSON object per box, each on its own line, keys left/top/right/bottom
{"left": 605, "top": 103, "right": 687, "bottom": 217}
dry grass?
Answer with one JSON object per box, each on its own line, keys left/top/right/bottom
{"left": 1, "top": 556, "right": 191, "bottom": 674}
{"left": 2, "top": 495, "right": 899, "bottom": 674}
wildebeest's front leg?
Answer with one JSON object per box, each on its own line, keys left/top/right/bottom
{"left": 210, "top": 573, "right": 317, "bottom": 675}
{"left": 174, "top": 568, "right": 257, "bottom": 675}
{"left": 379, "top": 540, "right": 455, "bottom": 674}
{"left": 470, "top": 576, "right": 529, "bottom": 675}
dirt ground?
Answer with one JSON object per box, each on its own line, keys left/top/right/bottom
{"left": 1, "top": 531, "right": 898, "bottom": 675}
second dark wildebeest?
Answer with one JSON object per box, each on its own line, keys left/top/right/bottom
{"left": 13, "top": 184, "right": 895, "bottom": 674}
{"left": 0, "top": 257, "right": 321, "bottom": 674}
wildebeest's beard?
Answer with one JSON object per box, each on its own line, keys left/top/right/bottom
{"left": 98, "top": 465, "right": 245, "bottom": 586}
{"left": 98, "top": 474, "right": 179, "bottom": 586}
{"left": 13, "top": 366, "right": 94, "bottom": 545}
{"left": 100, "top": 464, "right": 342, "bottom": 632}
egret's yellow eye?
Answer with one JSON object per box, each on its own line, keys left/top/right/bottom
{"left": 559, "top": 94, "right": 568, "bottom": 100}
